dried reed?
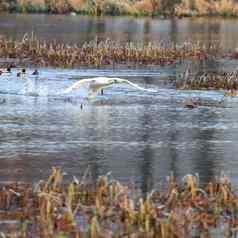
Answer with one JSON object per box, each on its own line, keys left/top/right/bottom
{"left": 1, "top": 167, "right": 238, "bottom": 237}
{"left": 0, "top": 34, "right": 220, "bottom": 68}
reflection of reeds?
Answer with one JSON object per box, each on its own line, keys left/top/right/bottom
{"left": 1, "top": 167, "right": 238, "bottom": 237}
{"left": 0, "top": 34, "right": 219, "bottom": 68}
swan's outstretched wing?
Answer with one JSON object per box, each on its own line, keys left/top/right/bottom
{"left": 63, "top": 80, "right": 87, "bottom": 93}
{"left": 116, "top": 78, "right": 157, "bottom": 92}
{"left": 62, "top": 77, "right": 114, "bottom": 99}
{"left": 62, "top": 77, "right": 156, "bottom": 98}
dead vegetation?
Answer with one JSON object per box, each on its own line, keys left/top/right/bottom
{"left": 0, "top": 34, "right": 220, "bottom": 68}
{"left": 1, "top": 0, "right": 238, "bottom": 17}
{"left": 175, "top": 0, "right": 238, "bottom": 17}
{"left": 177, "top": 69, "right": 238, "bottom": 90}
{"left": 1, "top": 167, "right": 238, "bottom": 237}
{"left": 0, "top": 0, "right": 160, "bottom": 15}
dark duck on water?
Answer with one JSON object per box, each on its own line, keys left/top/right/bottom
{"left": 17, "top": 68, "right": 26, "bottom": 77}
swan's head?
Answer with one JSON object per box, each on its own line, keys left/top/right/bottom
{"left": 105, "top": 78, "right": 120, "bottom": 84}
{"left": 95, "top": 77, "right": 125, "bottom": 85}
{"left": 110, "top": 78, "right": 124, "bottom": 84}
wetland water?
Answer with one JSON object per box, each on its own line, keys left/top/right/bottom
{"left": 1, "top": 15, "right": 238, "bottom": 192}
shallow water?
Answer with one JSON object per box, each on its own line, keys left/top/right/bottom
{"left": 1, "top": 15, "right": 238, "bottom": 192}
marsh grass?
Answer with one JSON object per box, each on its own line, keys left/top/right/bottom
{"left": 177, "top": 69, "right": 238, "bottom": 90}
{"left": 1, "top": 167, "right": 238, "bottom": 237}
{"left": 0, "top": 34, "right": 220, "bottom": 68}
{"left": 175, "top": 0, "right": 238, "bottom": 17}
{"left": 0, "top": 0, "right": 160, "bottom": 16}
{"left": 2, "top": 0, "right": 238, "bottom": 17}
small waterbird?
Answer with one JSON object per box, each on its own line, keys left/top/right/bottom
{"left": 0, "top": 66, "right": 11, "bottom": 75}
{"left": 17, "top": 68, "right": 26, "bottom": 78}
{"left": 32, "top": 69, "right": 39, "bottom": 76}
{"left": 62, "top": 77, "right": 156, "bottom": 99}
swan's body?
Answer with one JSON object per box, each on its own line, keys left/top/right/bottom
{"left": 63, "top": 77, "right": 156, "bottom": 98}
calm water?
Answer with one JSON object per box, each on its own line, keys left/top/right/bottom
{"left": 0, "top": 14, "right": 238, "bottom": 49}
{"left": 1, "top": 15, "right": 238, "bottom": 192}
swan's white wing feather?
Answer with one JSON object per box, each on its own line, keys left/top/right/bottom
{"left": 62, "top": 80, "right": 87, "bottom": 93}
{"left": 61, "top": 77, "right": 156, "bottom": 98}
{"left": 119, "top": 78, "right": 157, "bottom": 92}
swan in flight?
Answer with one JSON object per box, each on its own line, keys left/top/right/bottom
{"left": 63, "top": 77, "right": 156, "bottom": 98}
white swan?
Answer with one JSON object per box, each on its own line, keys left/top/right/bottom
{"left": 63, "top": 77, "right": 156, "bottom": 98}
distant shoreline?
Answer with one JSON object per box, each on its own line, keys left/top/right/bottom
{"left": 1, "top": 0, "right": 238, "bottom": 18}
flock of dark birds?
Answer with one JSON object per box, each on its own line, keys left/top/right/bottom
{"left": 0, "top": 66, "right": 39, "bottom": 77}
{"left": 0, "top": 66, "right": 39, "bottom": 104}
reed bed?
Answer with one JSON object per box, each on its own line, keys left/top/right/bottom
{"left": 2, "top": 0, "right": 238, "bottom": 17}
{"left": 177, "top": 69, "right": 238, "bottom": 90}
{"left": 1, "top": 167, "right": 238, "bottom": 237}
{"left": 175, "top": 0, "right": 238, "bottom": 17}
{"left": 0, "top": 0, "right": 170, "bottom": 16}
{"left": 0, "top": 0, "right": 159, "bottom": 16}
{"left": 0, "top": 34, "right": 220, "bottom": 68}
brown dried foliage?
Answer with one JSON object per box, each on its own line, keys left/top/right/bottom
{"left": 0, "top": 34, "right": 219, "bottom": 68}
{"left": 0, "top": 168, "right": 238, "bottom": 237}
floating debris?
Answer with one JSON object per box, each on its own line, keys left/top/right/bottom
{"left": 184, "top": 98, "right": 198, "bottom": 109}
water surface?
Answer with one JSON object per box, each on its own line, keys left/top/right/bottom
{"left": 0, "top": 67, "right": 237, "bottom": 193}
{"left": 0, "top": 14, "right": 238, "bottom": 50}
{"left": 1, "top": 15, "right": 238, "bottom": 192}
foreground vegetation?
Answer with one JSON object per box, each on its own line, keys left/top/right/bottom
{"left": 1, "top": 167, "right": 238, "bottom": 237}
{"left": 0, "top": 34, "right": 220, "bottom": 68}
{"left": 1, "top": 0, "right": 238, "bottom": 16}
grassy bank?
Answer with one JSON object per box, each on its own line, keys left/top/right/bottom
{"left": 0, "top": 0, "right": 160, "bottom": 16}
{"left": 0, "top": 34, "right": 220, "bottom": 68}
{"left": 1, "top": 167, "right": 238, "bottom": 237}
{"left": 1, "top": 0, "right": 238, "bottom": 17}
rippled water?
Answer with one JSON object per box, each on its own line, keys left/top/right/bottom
{"left": 1, "top": 15, "right": 238, "bottom": 192}
{"left": 0, "top": 67, "right": 238, "bottom": 193}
